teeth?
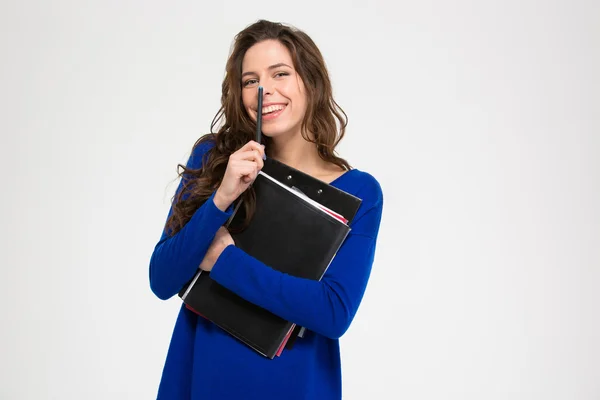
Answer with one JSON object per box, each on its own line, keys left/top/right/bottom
{"left": 262, "top": 105, "right": 284, "bottom": 114}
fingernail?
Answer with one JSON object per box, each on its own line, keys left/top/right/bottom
{"left": 262, "top": 153, "right": 266, "bottom": 160}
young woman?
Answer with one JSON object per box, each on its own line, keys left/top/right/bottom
{"left": 149, "top": 19, "right": 384, "bottom": 400}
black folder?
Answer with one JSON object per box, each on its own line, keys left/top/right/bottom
{"left": 178, "top": 157, "right": 362, "bottom": 358}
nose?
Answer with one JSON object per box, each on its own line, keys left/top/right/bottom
{"left": 260, "top": 77, "right": 276, "bottom": 96}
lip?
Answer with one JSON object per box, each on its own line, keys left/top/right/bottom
{"left": 261, "top": 102, "right": 287, "bottom": 107}
{"left": 261, "top": 105, "right": 286, "bottom": 121}
{"left": 257, "top": 103, "right": 287, "bottom": 121}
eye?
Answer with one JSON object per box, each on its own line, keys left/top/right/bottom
{"left": 275, "top": 72, "right": 289, "bottom": 78}
{"left": 243, "top": 78, "right": 258, "bottom": 87}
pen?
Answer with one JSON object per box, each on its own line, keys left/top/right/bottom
{"left": 256, "top": 86, "right": 263, "bottom": 144}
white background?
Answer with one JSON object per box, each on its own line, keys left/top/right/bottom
{"left": 1, "top": 0, "right": 599, "bottom": 399}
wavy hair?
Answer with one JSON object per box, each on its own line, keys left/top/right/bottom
{"left": 164, "top": 19, "right": 350, "bottom": 236}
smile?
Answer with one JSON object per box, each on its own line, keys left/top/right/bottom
{"left": 262, "top": 104, "right": 285, "bottom": 114}
{"left": 260, "top": 104, "right": 286, "bottom": 121}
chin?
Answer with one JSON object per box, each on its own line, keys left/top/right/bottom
{"left": 262, "top": 123, "right": 301, "bottom": 140}
{"left": 262, "top": 128, "right": 288, "bottom": 139}
{"left": 262, "top": 130, "right": 283, "bottom": 138}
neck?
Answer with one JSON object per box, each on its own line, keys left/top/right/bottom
{"left": 268, "top": 131, "right": 325, "bottom": 174}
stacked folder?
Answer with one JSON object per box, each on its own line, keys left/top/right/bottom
{"left": 178, "top": 157, "right": 361, "bottom": 358}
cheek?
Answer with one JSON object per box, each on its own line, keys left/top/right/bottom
{"left": 281, "top": 84, "right": 304, "bottom": 110}
{"left": 292, "top": 83, "right": 307, "bottom": 111}
{"left": 241, "top": 92, "right": 253, "bottom": 113}
{"left": 292, "top": 90, "right": 308, "bottom": 117}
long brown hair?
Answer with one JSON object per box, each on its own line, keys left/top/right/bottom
{"left": 164, "top": 19, "right": 350, "bottom": 236}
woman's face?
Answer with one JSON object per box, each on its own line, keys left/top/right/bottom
{"left": 241, "top": 39, "right": 308, "bottom": 141}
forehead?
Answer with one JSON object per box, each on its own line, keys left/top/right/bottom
{"left": 242, "top": 39, "right": 293, "bottom": 71}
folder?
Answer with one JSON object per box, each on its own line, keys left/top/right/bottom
{"left": 178, "top": 157, "right": 362, "bottom": 359}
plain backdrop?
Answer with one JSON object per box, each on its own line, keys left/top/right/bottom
{"left": 1, "top": 0, "right": 599, "bottom": 399}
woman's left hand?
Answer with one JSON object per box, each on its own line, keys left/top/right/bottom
{"left": 200, "top": 227, "right": 234, "bottom": 272}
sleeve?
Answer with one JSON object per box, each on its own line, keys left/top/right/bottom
{"left": 149, "top": 140, "right": 234, "bottom": 300}
{"left": 208, "top": 180, "right": 384, "bottom": 339}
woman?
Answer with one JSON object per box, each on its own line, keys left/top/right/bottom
{"left": 149, "top": 19, "right": 384, "bottom": 399}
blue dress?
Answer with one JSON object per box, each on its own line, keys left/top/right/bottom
{"left": 149, "top": 139, "right": 384, "bottom": 399}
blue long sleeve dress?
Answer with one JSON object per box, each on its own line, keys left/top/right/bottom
{"left": 149, "top": 138, "right": 383, "bottom": 399}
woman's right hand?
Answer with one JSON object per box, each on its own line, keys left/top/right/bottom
{"left": 213, "top": 140, "right": 265, "bottom": 211}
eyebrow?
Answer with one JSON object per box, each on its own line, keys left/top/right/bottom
{"left": 241, "top": 63, "right": 292, "bottom": 78}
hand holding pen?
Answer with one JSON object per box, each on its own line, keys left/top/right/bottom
{"left": 213, "top": 86, "right": 265, "bottom": 211}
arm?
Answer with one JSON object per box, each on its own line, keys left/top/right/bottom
{"left": 209, "top": 197, "right": 384, "bottom": 339}
{"left": 149, "top": 141, "right": 234, "bottom": 300}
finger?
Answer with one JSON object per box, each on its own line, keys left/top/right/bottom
{"left": 233, "top": 140, "right": 264, "bottom": 156}
{"left": 237, "top": 149, "right": 264, "bottom": 170}
{"left": 254, "top": 149, "right": 264, "bottom": 171}
{"left": 238, "top": 165, "right": 259, "bottom": 184}
{"left": 232, "top": 150, "right": 262, "bottom": 162}
{"left": 242, "top": 141, "right": 265, "bottom": 160}
{"left": 242, "top": 169, "right": 259, "bottom": 184}
{"left": 231, "top": 160, "right": 258, "bottom": 176}
{"left": 248, "top": 167, "right": 260, "bottom": 182}
{"left": 237, "top": 140, "right": 263, "bottom": 154}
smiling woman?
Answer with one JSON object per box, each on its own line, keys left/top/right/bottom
{"left": 241, "top": 47, "right": 307, "bottom": 137}
{"left": 148, "top": 19, "right": 384, "bottom": 400}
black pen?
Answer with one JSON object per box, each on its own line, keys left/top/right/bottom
{"left": 256, "top": 86, "right": 263, "bottom": 144}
